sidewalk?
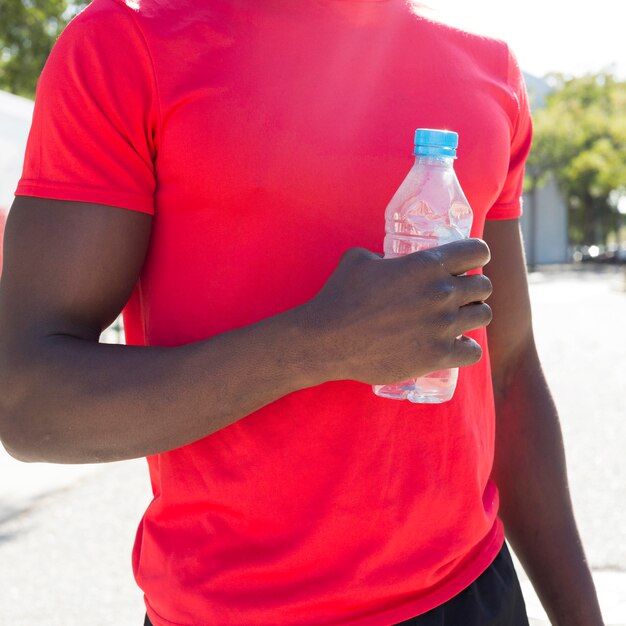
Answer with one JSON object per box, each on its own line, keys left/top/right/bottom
{"left": 0, "top": 459, "right": 150, "bottom": 626}
{"left": 1, "top": 266, "right": 625, "bottom": 625}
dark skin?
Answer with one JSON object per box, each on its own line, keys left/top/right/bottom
{"left": 0, "top": 197, "right": 603, "bottom": 624}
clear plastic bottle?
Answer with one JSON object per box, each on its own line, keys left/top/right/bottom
{"left": 372, "top": 128, "right": 473, "bottom": 404}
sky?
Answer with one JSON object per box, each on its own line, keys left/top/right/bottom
{"left": 425, "top": 0, "right": 626, "bottom": 79}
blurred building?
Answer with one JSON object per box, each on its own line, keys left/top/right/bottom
{"left": 521, "top": 74, "right": 569, "bottom": 266}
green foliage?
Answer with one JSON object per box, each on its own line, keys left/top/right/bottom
{"left": 526, "top": 72, "right": 626, "bottom": 245}
{"left": 0, "top": 0, "right": 88, "bottom": 98}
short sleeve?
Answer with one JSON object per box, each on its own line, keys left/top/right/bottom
{"left": 485, "top": 47, "right": 533, "bottom": 220}
{"left": 15, "top": 0, "right": 158, "bottom": 214}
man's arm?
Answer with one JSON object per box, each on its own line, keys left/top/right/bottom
{"left": 0, "top": 198, "right": 321, "bottom": 462}
{"left": 0, "top": 196, "right": 491, "bottom": 463}
{"left": 483, "top": 218, "right": 603, "bottom": 626}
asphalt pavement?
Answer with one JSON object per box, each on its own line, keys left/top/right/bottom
{"left": 1, "top": 265, "right": 625, "bottom": 625}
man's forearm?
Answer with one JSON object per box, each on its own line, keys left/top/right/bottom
{"left": 490, "top": 341, "right": 604, "bottom": 626}
{"left": 0, "top": 307, "right": 323, "bottom": 464}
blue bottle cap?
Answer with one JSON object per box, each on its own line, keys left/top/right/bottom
{"left": 413, "top": 128, "right": 458, "bottom": 158}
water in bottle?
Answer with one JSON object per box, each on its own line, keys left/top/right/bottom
{"left": 372, "top": 128, "right": 473, "bottom": 403}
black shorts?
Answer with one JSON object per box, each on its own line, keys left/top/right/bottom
{"left": 144, "top": 542, "right": 529, "bottom": 626}
{"left": 396, "top": 542, "right": 529, "bottom": 626}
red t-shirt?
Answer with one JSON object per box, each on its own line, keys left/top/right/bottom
{"left": 16, "top": 1, "right": 532, "bottom": 624}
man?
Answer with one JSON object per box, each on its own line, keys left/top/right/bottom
{"left": 0, "top": 0, "right": 604, "bottom": 624}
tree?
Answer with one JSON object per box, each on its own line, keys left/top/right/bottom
{"left": 526, "top": 72, "right": 626, "bottom": 246}
{"left": 0, "top": 0, "right": 88, "bottom": 98}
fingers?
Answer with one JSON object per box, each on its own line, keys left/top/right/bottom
{"left": 454, "top": 301, "right": 493, "bottom": 335}
{"left": 450, "top": 335, "right": 484, "bottom": 367}
{"left": 425, "top": 239, "right": 491, "bottom": 276}
{"left": 442, "top": 301, "right": 492, "bottom": 368}
{"left": 455, "top": 273, "right": 493, "bottom": 305}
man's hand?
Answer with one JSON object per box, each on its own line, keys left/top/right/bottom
{"left": 298, "top": 239, "right": 493, "bottom": 385}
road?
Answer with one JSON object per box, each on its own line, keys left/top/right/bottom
{"left": 1, "top": 265, "right": 625, "bottom": 625}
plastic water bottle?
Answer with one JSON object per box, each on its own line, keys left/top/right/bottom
{"left": 373, "top": 129, "right": 473, "bottom": 403}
